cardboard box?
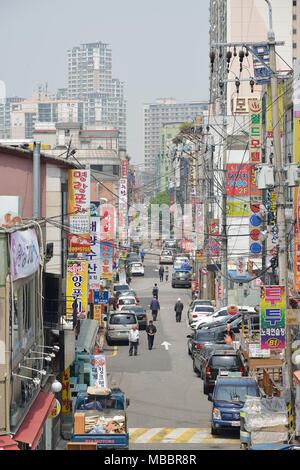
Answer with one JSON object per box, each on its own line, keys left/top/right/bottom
{"left": 73, "top": 412, "right": 85, "bottom": 434}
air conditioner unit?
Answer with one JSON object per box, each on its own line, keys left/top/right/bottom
{"left": 256, "top": 165, "right": 275, "bottom": 189}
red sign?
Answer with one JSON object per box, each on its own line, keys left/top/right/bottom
{"left": 121, "top": 160, "right": 128, "bottom": 178}
{"left": 100, "top": 205, "right": 115, "bottom": 240}
{"left": 226, "top": 164, "right": 250, "bottom": 196}
{"left": 67, "top": 233, "right": 90, "bottom": 253}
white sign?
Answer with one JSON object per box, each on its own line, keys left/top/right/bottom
{"left": 88, "top": 217, "right": 101, "bottom": 289}
{"left": 90, "top": 354, "right": 108, "bottom": 388}
{"left": 119, "top": 179, "right": 127, "bottom": 204}
{"left": 249, "top": 343, "right": 270, "bottom": 358}
{"left": 69, "top": 215, "right": 90, "bottom": 234}
{"left": 236, "top": 256, "right": 246, "bottom": 276}
{"left": 9, "top": 229, "right": 40, "bottom": 280}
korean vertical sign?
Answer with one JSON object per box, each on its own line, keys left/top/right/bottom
{"left": 88, "top": 217, "right": 101, "bottom": 289}
{"left": 294, "top": 60, "right": 300, "bottom": 290}
{"left": 260, "top": 286, "right": 286, "bottom": 350}
{"left": 66, "top": 259, "right": 88, "bottom": 320}
{"left": 68, "top": 170, "right": 91, "bottom": 253}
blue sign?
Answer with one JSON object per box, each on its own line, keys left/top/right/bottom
{"left": 94, "top": 290, "right": 109, "bottom": 305}
{"left": 250, "top": 215, "right": 262, "bottom": 227}
{"left": 250, "top": 242, "right": 262, "bottom": 254}
{"left": 265, "top": 308, "right": 282, "bottom": 326}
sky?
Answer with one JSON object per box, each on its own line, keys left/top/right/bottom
{"left": 0, "top": 0, "right": 209, "bottom": 164}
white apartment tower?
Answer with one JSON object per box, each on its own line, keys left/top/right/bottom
{"left": 67, "top": 42, "right": 126, "bottom": 149}
{"left": 143, "top": 98, "right": 208, "bottom": 174}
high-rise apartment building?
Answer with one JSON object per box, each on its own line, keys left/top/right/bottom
{"left": 67, "top": 42, "right": 126, "bottom": 148}
{"left": 143, "top": 98, "right": 208, "bottom": 174}
{"left": 0, "top": 97, "right": 24, "bottom": 139}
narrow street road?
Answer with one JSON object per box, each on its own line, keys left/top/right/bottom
{"left": 106, "top": 250, "right": 240, "bottom": 450}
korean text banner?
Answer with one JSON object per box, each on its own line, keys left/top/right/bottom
{"left": 226, "top": 164, "right": 250, "bottom": 196}
{"left": 66, "top": 260, "right": 88, "bottom": 320}
{"left": 68, "top": 170, "right": 90, "bottom": 215}
{"left": 100, "top": 241, "right": 113, "bottom": 280}
{"left": 209, "top": 219, "right": 220, "bottom": 257}
{"left": 226, "top": 201, "right": 250, "bottom": 217}
{"left": 90, "top": 355, "right": 108, "bottom": 388}
{"left": 10, "top": 228, "right": 40, "bottom": 281}
{"left": 100, "top": 205, "right": 115, "bottom": 240}
{"left": 260, "top": 285, "right": 286, "bottom": 350}
{"left": 88, "top": 217, "right": 101, "bottom": 289}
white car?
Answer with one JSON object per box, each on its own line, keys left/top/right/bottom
{"left": 187, "top": 305, "right": 215, "bottom": 324}
{"left": 130, "top": 262, "right": 144, "bottom": 276}
{"left": 190, "top": 307, "right": 229, "bottom": 329}
{"left": 190, "top": 305, "right": 256, "bottom": 329}
{"left": 117, "top": 296, "right": 137, "bottom": 309}
{"left": 159, "top": 250, "right": 173, "bottom": 264}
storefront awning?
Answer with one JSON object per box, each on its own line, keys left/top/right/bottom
{"left": 76, "top": 319, "right": 99, "bottom": 354}
{"left": 0, "top": 435, "right": 20, "bottom": 450}
{"left": 14, "top": 391, "right": 55, "bottom": 449}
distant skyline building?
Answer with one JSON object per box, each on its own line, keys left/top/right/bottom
{"left": 143, "top": 98, "right": 208, "bottom": 174}
{"left": 67, "top": 41, "right": 126, "bottom": 148}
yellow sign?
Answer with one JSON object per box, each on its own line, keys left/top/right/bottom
{"left": 61, "top": 368, "right": 70, "bottom": 415}
{"left": 66, "top": 260, "right": 88, "bottom": 321}
{"left": 93, "top": 305, "right": 102, "bottom": 325}
{"left": 196, "top": 249, "right": 205, "bottom": 263}
{"left": 48, "top": 399, "right": 61, "bottom": 419}
{"left": 226, "top": 202, "right": 249, "bottom": 217}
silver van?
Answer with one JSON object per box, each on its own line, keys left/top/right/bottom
{"left": 105, "top": 311, "right": 138, "bottom": 345}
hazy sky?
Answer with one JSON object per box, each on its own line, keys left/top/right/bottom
{"left": 0, "top": 0, "right": 209, "bottom": 163}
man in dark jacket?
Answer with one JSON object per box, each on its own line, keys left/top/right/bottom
{"left": 152, "top": 283, "right": 159, "bottom": 299}
{"left": 150, "top": 296, "right": 160, "bottom": 321}
{"left": 159, "top": 265, "right": 164, "bottom": 282}
{"left": 146, "top": 321, "right": 157, "bottom": 350}
{"left": 174, "top": 298, "right": 184, "bottom": 322}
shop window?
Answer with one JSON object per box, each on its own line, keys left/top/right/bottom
{"left": 12, "top": 276, "right": 36, "bottom": 359}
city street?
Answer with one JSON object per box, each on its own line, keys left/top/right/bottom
{"left": 106, "top": 250, "right": 240, "bottom": 450}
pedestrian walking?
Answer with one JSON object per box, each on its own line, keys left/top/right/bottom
{"left": 141, "top": 248, "right": 145, "bottom": 263}
{"left": 159, "top": 265, "right": 164, "bottom": 282}
{"left": 150, "top": 296, "right": 160, "bottom": 321}
{"left": 174, "top": 298, "right": 184, "bottom": 322}
{"left": 128, "top": 325, "right": 139, "bottom": 356}
{"left": 165, "top": 266, "right": 169, "bottom": 282}
{"left": 152, "top": 283, "right": 159, "bottom": 299}
{"left": 146, "top": 320, "right": 157, "bottom": 350}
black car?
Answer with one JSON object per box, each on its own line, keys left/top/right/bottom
{"left": 122, "top": 305, "right": 148, "bottom": 330}
{"left": 172, "top": 270, "right": 191, "bottom": 288}
{"left": 193, "top": 343, "right": 234, "bottom": 379}
{"left": 202, "top": 349, "right": 245, "bottom": 394}
{"left": 201, "top": 312, "right": 259, "bottom": 341}
{"left": 187, "top": 329, "right": 222, "bottom": 357}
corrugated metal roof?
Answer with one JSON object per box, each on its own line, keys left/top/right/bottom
{"left": 76, "top": 319, "right": 99, "bottom": 354}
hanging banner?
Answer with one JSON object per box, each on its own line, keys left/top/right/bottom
{"left": 119, "top": 179, "right": 128, "bottom": 205}
{"left": 90, "top": 355, "right": 108, "bottom": 388}
{"left": 260, "top": 285, "right": 286, "bottom": 350}
{"left": 236, "top": 257, "right": 246, "bottom": 276}
{"left": 226, "top": 201, "right": 249, "bottom": 217}
{"left": 9, "top": 228, "right": 40, "bottom": 281}
{"left": 88, "top": 217, "right": 101, "bottom": 289}
{"left": 66, "top": 259, "right": 88, "bottom": 320}
{"left": 121, "top": 160, "right": 128, "bottom": 178}
{"left": 196, "top": 203, "right": 204, "bottom": 249}
{"left": 249, "top": 99, "right": 262, "bottom": 164}
{"left": 67, "top": 233, "right": 90, "bottom": 254}
{"left": 226, "top": 163, "right": 250, "bottom": 196}
{"left": 68, "top": 170, "right": 90, "bottom": 216}
{"left": 209, "top": 219, "right": 220, "bottom": 257}
{"left": 100, "top": 241, "right": 113, "bottom": 280}
{"left": 266, "top": 83, "right": 284, "bottom": 137}
{"left": 100, "top": 205, "right": 115, "bottom": 240}
{"left": 294, "top": 188, "right": 300, "bottom": 291}
{"left": 61, "top": 367, "right": 71, "bottom": 414}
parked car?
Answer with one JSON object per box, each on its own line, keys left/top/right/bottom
{"left": 105, "top": 311, "right": 138, "bottom": 345}
{"left": 172, "top": 270, "right": 191, "bottom": 288}
{"left": 120, "top": 305, "right": 148, "bottom": 330}
{"left": 173, "top": 257, "right": 192, "bottom": 271}
{"left": 193, "top": 344, "right": 235, "bottom": 379}
{"left": 159, "top": 250, "right": 173, "bottom": 264}
{"left": 129, "top": 262, "right": 145, "bottom": 276}
{"left": 164, "top": 239, "right": 177, "bottom": 250}
{"left": 192, "top": 306, "right": 256, "bottom": 329}
{"left": 113, "top": 284, "right": 130, "bottom": 299}
{"left": 202, "top": 349, "right": 245, "bottom": 394}
{"left": 118, "top": 290, "right": 140, "bottom": 303}
{"left": 117, "top": 296, "right": 137, "bottom": 309}
{"left": 125, "top": 252, "right": 140, "bottom": 267}
{"left": 187, "top": 305, "right": 215, "bottom": 325}
{"left": 209, "top": 375, "right": 260, "bottom": 435}
{"left": 187, "top": 328, "right": 222, "bottom": 357}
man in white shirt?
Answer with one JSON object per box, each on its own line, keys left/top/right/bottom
{"left": 129, "top": 325, "right": 140, "bottom": 356}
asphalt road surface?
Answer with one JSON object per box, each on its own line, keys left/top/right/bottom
{"left": 105, "top": 249, "right": 240, "bottom": 450}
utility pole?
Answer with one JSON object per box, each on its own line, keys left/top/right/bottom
{"left": 221, "top": 112, "right": 228, "bottom": 306}
{"left": 266, "top": 0, "right": 294, "bottom": 412}
{"left": 33, "top": 141, "right": 41, "bottom": 218}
